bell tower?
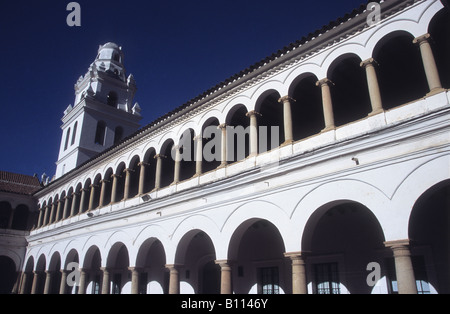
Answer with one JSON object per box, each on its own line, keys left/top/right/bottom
{"left": 55, "top": 43, "right": 142, "bottom": 179}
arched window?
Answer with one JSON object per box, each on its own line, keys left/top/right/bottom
{"left": 114, "top": 126, "right": 124, "bottom": 144}
{"left": 64, "top": 128, "right": 71, "bottom": 151}
{"left": 71, "top": 122, "right": 78, "bottom": 145}
{"left": 95, "top": 121, "right": 107, "bottom": 146}
{"left": 107, "top": 92, "right": 118, "bottom": 108}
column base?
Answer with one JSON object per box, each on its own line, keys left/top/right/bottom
{"left": 321, "top": 125, "right": 336, "bottom": 133}
{"left": 426, "top": 87, "right": 446, "bottom": 97}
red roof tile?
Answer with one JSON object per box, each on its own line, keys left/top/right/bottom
{"left": 0, "top": 171, "right": 41, "bottom": 195}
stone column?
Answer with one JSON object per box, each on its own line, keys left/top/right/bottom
{"left": 123, "top": 168, "right": 133, "bottom": 200}
{"left": 215, "top": 260, "right": 233, "bottom": 294}
{"left": 138, "top": 162, "right": 148, "bottom": 195}
{"left": 385, "top": 239, "right": 418, "bottom": 294}
{"left": 154, "top": 154, "right": 165, "bottom": 190}
{"left": 173, "top": 146, "right": 182, "bottom": 184}
{"left": 31, "top": 271, "right": 41, "bottom": 294}
{"left": 59, "top": 270, "right": 68, "bottom": 294}
{"left": 413, "top": 33, "right": 443, "bottom": 93}
{"left": 7, "top": 207, "right": 15, "bottom": 229}
{"left": 37, "top": 208, "right": 44, "bottom": 228}
{"left": 284, "top": 252, "right": 308, "bottom": 294}
{"left": 99, "top": 179, "right": 109, "bottom": 207}
{"left": 42, "top": 205, "right": 50, "bottom": 226}
{"left": 194, "top": 135, "right": 203, "bottom": 176}
{"left": 110, "top": 174, "right": 120, "bottom": 204}
{"left": 55, "top": 200, "right": 63, "bottom": 222}
{"left": 62, "top": 196, "right": 71, "bottom": 220}
{"left": 70, "top": 192, "right": 79, "bottom": 217}
{"left": 49, "top": 202, "right": 56, "bottom": 225}
{"left": 246, "top": 111, "right": 260, "bottom": 157}
{"left": 316, "top": 78, "right": 336, "bottom": 131}
{"left": 78, "top": 269, "right": 87, "bottom": 295}
{"left": 166, "top": 264, "right": 180, "bottom": 294}
{"left": 218, "top": 124, "right": 228, "bottom": 167}
{"left": 19, "top": 272, "right": 31, "bottom": 294}
{"left": 130, "top": 267, "right": 141, "bottom": 294}
{"left": 101, "top": 267, "right": 110, "bottom": 295}
{"left": 88, "top": 184, "right": 97, "bottom": 211}
{"left": 361, "top": 58, "right": 384, "bottom": 115}
{"left": 79, "top": 188, "right": 87, "bottom": 214}
{"left": 278, "top": 96, "right": 295, "bottom": 144}
{"left": 43, "top": 271, "right": 53, "bottom": 294}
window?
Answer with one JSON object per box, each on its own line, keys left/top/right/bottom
{"left": 95, "top": 121, "right": 107, "bottom": 146}
{"left": 64, "top": 128, "right": 71, "bottom": 151}
{"left": 91, "top": 275, "right": 101, "bottom": 294}
{"left": 71, "top": 122, "right": 78, "bottom": 145}
{"left": 114, "top": 126, "right": 124, "bottom": 144}
{"left": 258, "top": 267, "right": 279, "bottom": 294}
{"left": 107, "top": 92, "right": 118, "bottom": 108}
{"left": 314, "top": 263, "right": 341, "bottom": 294}
{"left": 112, "top": 273, "right": 121, "bottom": 294}
{"left": 386, "top": 256, "right": 431, "bottom": 294}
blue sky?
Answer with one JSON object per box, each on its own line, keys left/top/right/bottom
{"left": 0, "top": 0, "right": 366, "bottom": 178}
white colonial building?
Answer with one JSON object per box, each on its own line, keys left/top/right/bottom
{"left": 15, "top": 0, "right": 450, "bottom": 294}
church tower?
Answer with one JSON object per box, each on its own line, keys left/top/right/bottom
{"left": 55, "top": 43, "right": 142, "bottom": 179}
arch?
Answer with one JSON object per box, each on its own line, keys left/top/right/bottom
{"left": 0, "top": 256, "right": 18, "bottom": 294}
{"left": 174, "top": 230, "right": 219, "bottom": 294}
{"left": 226, "top": 104, "right": 250, "bottom": 163}
{"left": 142, "top": 148, "right": 157, "bottom": 193}
{"left": 135, "top": 237, "right": 167, "bottom": 294}
{"left": 373, "top": 31, "right": 428, "bottom": 110}
{"left": 95, "top": 121, "right": 107, "bottom": 146}
{"left": 201, "top": 117, "right": 221, "bottom": 173}
{"left": 291, "top": 180, "right": 391, "bottom": 251}
{"left": 0, "top": 201, "right": 12, "bottom": 229}
{"left": 160, "top": 139, "right": 175, "bottom": 189}
{"left": 107, "top": 91, "right": 118, "bottom": 108}
{"left": 227, "top": 218, "right": 287, "bottom": 294}
{"left": 221, "top": 200, "right": 295, "bottom": 258}
{"left": 288, "top": 72, "right": 324, "bottom": 141}
{"left": 389, "top": 154, "right": 450, "bottom": 241}
{"left": 301, "top": 201, "right": 385, "bottom": 294}
{"left": 127, "top": 155, "right": 141, "bottom": 199}
{"left": 428, "top": 8, "right": 450, "bottom": 88}
{"left": 408, "top": 179, "right": 450, "bottom": 294}
{"left": 106, "top": 242, "right": 130, "bottom": 294}
{"left": 178, "top": 128, "right": 196, "bottom": 182}
{"left": 327, "top": 53, "right": 371, "bottom": 127}
{"left": 171, "top": 215, "right": 221, "bottom": 262}
{"left": 255, "top": 89, "right": 283, "bottom": 152}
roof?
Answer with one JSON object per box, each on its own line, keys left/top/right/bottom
{"left": 0, "top": 171, "right": 42, "bottom": 196}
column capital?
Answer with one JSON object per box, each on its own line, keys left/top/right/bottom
{"left": 360, "top": 58, "right": 378, "bottom": 68}
{"left": 215, "top": 260, "right": 233, "bottom": 267}
{"left": 138, "top": 162, "right": 150, "bottom": 167}
{"left": 246, "top": 110, "right": 261, "bottom": 117}
{"left": 284, "top": 251, "right": 305, "bottom": 260}
{"left": 123, "top": 168, "right": 135, "bottom": 173}
{"left": 193, "top": 135, "right": 203, "bottom": 141}
{"left": 111, "top": 173, "right": 122, "bottom": 179}
{"left": 100, "top": 179, "right": 110, "bottom": 184}
{"left": 384, "top": 239, "right": 411, "bottom": 249}
{"left": 316, "top": 78, "right": 334, "bottom": 87}
{"left": 218, "top": 123, "right": 227, "bottom": 129}
{"left": 413, "top": 33, "right": 431, "bottom": 45}
{"left": 278, "top": 96, "right": 296, "bottom": 104}
{"left": 154, "top": 154, "right": 167, "bottom": 159}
